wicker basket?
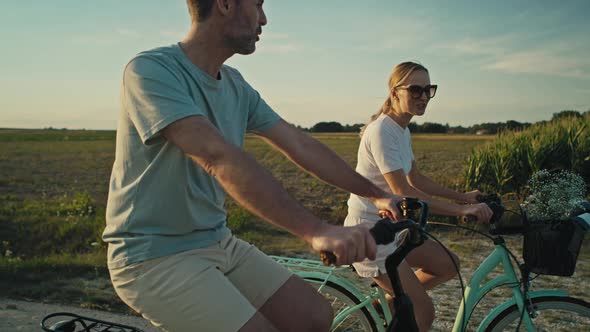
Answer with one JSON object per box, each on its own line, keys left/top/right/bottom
{"left": 523, "top": 216, "right": 587, "bottom": 276}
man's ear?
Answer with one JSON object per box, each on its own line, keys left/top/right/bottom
{"left": 215, "top": 0, "right": 235, "bottom": 16}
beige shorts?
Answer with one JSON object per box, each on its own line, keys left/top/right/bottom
{"left": 344, "top": 210, "right": 406, "bottom": 278}
{"left": 109, "top": 235, "right": 293, "bottom": 332}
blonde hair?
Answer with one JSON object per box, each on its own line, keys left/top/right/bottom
{"left": 360, "top": 62, "right": 429, "bottom": 136}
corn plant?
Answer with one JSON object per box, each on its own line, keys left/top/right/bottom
{"left": 464, "top": 114, "right": 590, "bottom": 194}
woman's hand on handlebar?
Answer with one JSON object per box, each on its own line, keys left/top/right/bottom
{"left": 461, "top": 202, "right": 494, "bottom": 223}
{"left": 311, "top": 223, "right": 376, "bottom": 266}
{"left": 371, "top": 194, "right": 404, "bottom": 221}
{"left": 459, "top": 189, "right": 485, "bottom": 204}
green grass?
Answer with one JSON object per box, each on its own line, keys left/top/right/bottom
{"left": 0, "top": 130, "right": 492, "bottom": 259}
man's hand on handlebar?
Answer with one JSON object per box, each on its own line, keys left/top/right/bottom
{"left": 310, "top": 223, "right": 377, "bottom": 266}
{"left": 316, "top": 198, "right": 429, "bottom": 266}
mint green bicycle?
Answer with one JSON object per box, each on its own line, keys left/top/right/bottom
{"left": 272, "top": 196, "right": 590, "bottom": 332}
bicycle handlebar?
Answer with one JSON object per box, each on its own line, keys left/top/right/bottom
{"left": 461, "top": 193, "right": 538, "bottom": 235}
{"left": 320, "top": 197, "right": 428, "bottom": 266}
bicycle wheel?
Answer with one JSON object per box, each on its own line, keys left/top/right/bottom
{"left": 304, "top": 277, "right": 379, "bottom": 332}
{"left": 484, "top": 296, "right": 590, "bottom": 331}
{"left": 41, "top": 312, "right": 145, "bottom": 332}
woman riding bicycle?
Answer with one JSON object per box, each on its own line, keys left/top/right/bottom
{"left": 344, "top": 61, "right": 494, "bottom": 331}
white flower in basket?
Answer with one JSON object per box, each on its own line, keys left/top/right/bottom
{"left": 521, "top": 169, "right": 587, "bottom": 222}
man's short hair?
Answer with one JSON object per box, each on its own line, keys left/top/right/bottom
{"left": 187, "top": 0, "right": 215, "bottom": 22}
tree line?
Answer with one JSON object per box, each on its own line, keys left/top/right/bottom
{"left": 302, "top": 109, "right": 589, "bottom": 134}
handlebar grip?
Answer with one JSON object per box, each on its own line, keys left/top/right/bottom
{"left": 461, "top": 193, "right": 504, "bottom": 224}
{"left": 320, "top": 251, "right": 337, "bottom": 266}
{"left": 461, "top": 215, "right": 478, "bottom": 223}
{"left": 319, "top": 219, "right": 420, "bottom": 266}
{"left": 476, "top": 193, "right": 501, "bottom": 203}
{"left": 371, "top": 219, "right": 418, "bottom": 245}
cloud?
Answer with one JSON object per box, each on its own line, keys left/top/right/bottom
{"left": 258, "top": 43, "right": 301, "bottom": 54}
{"left": 257, "top": 32, "right": 303, "bottom": 54}
{"left": 72, "top": 28, "right": 141, "bottom": 46}
{"left": 435, "top": 34, "right": 590, "bottom": 79}
{"left": 485, "top": 51, "right": 590, "bottom": 79}
{"left": 356, "top": 16, "right": 436, "bottom": 53}
{"left": 433, "top": 33, "right": 521, "bottom": 57}
{"left": 116, "top": 28, "right": 140, "bottom": 37}
{"left": 261, "top": 32, "right": 290, "bottom": 41}
{"left": 159, "top": 30, "right": 184, "bottom": 39}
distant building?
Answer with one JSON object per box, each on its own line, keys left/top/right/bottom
{"left": 476, "top": 129, "right": 489, "bottom": 135}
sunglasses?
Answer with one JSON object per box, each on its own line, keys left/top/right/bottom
{"left": 395, "top": 84, "right": 438, "bottom": 99}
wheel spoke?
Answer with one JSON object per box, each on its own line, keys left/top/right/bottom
{"left": 486, "top": 296, "right": 590, "bottom": 332}
{"left": 305, "top": 278, "right": 378, "bottom": 332}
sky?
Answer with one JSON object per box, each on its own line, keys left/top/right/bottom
{"left": 1, "top": 0, "right": 589, "bottom": 130}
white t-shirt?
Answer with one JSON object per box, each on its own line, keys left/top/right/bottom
{"left": 347, "top": 114, "right": 414, "bottom": 214}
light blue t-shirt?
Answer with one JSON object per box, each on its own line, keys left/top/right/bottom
{"left": 103, "top": 43, "right": 281, "bottom": 269}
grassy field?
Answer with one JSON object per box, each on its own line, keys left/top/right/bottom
{"left": 0, "top": 130, "right": 490, "bottom": 257}
{"left": 1, "top": 129, "right": 588, "bottom": 329}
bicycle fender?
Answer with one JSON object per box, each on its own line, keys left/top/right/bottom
{"left": 476, "top": 289, "right": 568, "bottom": 332}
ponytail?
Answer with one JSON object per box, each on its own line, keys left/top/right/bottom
{"left": 359, "top": 97, "right": 391, "bottom": 137}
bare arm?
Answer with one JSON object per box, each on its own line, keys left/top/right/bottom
{"left": 407, "top": 162, "right": 484, "bottom": 204}
{"left": 384, "top": 168, "right": 493, "bottom": 221}
{"left": 385, "top": 168, "right": 466, "bottom": 216}
{"left": 162, "top": 115, "right": 376, "bottom": 265}
{"left": 407, "top": 162, "right": 466, "bottom": 201}
{"left": 256, "top": 120, "right": 403, "bottom": 220}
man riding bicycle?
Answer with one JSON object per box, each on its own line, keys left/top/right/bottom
{"left": 103, "top": 1, "right": 404, "bottom": 331}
